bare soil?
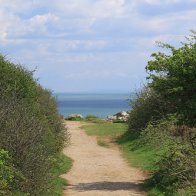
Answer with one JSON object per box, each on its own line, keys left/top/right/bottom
{"left": 62, "top": 121, "right": 146, "bottom": 196}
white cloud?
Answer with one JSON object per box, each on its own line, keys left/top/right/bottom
{"left": 27, "top": 13, "right": 59, "bottom": 34}
{"left": 55, "top": 0, "right": 127, "bottom": 19}
{"left": 29, "top": 14, "right": 58, "bottom": 24}
{"left": 0, "top": 0, "right": 34, "bottom": 13}
{"left": 1, "top": 0, "right": 194, "bottom": 42}
{"left": 0, "top": 0, "right": 196, "bottom": 91}
{"left": 141, "top": 10, "right": 196, "bottom": 32}
{"left": 144, "top": 0, "right": 182, "bottom": 5}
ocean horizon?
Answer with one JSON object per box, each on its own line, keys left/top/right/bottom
{"left": 55, "top": 93, "right": 131, "bottom": 118}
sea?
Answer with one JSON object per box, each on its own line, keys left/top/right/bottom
{"left": 55, "top": 93, "right": 131, "bottom": 118}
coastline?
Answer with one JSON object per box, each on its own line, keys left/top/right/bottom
{"left": 56, "top": 93, "right": 130, "bottom": 118}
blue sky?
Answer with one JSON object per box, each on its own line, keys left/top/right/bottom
{"left": 0, "top": 0, "right": 196, "bottom": 93}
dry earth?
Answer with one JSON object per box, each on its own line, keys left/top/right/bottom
{"left": 62, "top": 121, "right": 146, "bottom": 196}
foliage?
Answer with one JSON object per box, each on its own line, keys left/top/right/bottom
{"left": 113, "top": 119, "right": 127, "bottom": 123}
{"left": 0, "top": 55, "right": 69, "bottom": 195}
{"left": 146, "top": 32, "right": 196, "bottom": 126}
{"left": 0, "top": 56, "right": 38, "bottom": 108}
{"left": 36, "top": 87, "right": 68, "bottom": 152}
{"left": 128, "top": 87, "right": 170, "bottom": 132}
{"left": 0, "top": 149, "right": 20, "bottom": 195}
{"left": 85, "top": 115, "right": 99, "bottom": 120}
{"left": 66, "top": 116, "right": 83, "bottom": 121}
{"left": 0, "top": 99, "right": 52, "bottom": 194}
{"left": 126, "top": 32, "right": 196, "bottom": 195}
{"left": 142, "top": 119, "right": 196, "bottom": 194}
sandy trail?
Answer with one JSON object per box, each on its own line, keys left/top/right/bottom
{"left": 63, "top": 121, "right": 146, "bottom": 196}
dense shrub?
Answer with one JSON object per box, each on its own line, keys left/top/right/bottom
{"left": 0, "top": 56, "right": 37, "bottom": 104}
{"left": 36, "top": 87, "right": 68, "bottom": 152}
{"left": 128, "top": 87, "right": 170, "bottom": 132}
{"left": 85, "top": 115, "right": 99, "bottom": 120}
{"left": 140, "top": 119, "right": 196, "bottom": 194}
{"left": 0, "top": 99, "right": 51, "bottom": 194}
{"left": 113, "top": 120, "right": 126, "bottom": 123}
{"left": 66, "top": 116, "right": 83, "bottom": 121}
{"left": 0, "top": 149, "right": 22, "bottom": 195}
{"left": 0, "top": 55, "right": 68, "bottom": 195}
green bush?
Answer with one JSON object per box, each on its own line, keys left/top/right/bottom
{"left": 84, "top": 115, "right": 106, "bottom": 123}
{"left": 126, "top": 32, "right": 196, "bottom": 195}
{"left": 36, "top": 87, "right": 68, "bottom": 152}
{"left": 113, "top": 120, "right": 127, "bottom": 123}
{"left": 0, "top": 56, "right": 38, "bottom": 105}
{"left": 66, "top": 116, "right": 83, "bottom": 121}
{"left": 140, "top": 118, "right": 196, "bottom": 194}
{"left": 85, "top": 115, "right": 98, "bottom": 119}
{"left": 0, "top": 149, "right": 14, "bottom": 194}
{"left": 0, "top": 99, "right": 52, "bottom": 194}
{"left": 128, "top": 87, "right": 170, "bottom": 133}
{"left": 0, "top": 55, "right": 68, "bottom": 195}
{"left": 0, "top": 149, "right": 23, "bottom": 195}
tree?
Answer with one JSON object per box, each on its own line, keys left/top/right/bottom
{"left": 146, "top": 31, "right": 196, "bottom": 126}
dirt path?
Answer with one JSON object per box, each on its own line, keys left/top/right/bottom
{"left": 62, "top": 121, "right": 146, "bottom": 196}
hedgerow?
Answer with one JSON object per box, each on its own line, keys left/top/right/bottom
{"left": 0, "top": 55, "right": 68, "bottom": 195}
{"left": 127, "top": 32, "right": 196, "bottom": 195}
{"left": 140, "top": 118, "right": 196, "bottom": 194}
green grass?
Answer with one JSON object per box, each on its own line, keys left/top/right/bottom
{"left": 147, "top": 188, "right": 165, "bottom": 196}
{"left": 82, "top": 122, "right": 127, "bottom": 148}
{"left": 81, "top": 122, "right": 127, "bottom": 137}
{"left": 117, "top": 132, "right": 161, "bottom": 171}
{"left": 11, "top": 192, "right": 28, "bottom": 196}
{"left": 45, "top": 153, "right": 73, "bottom": 196}
{"left": 97, "top": 139, "right": 110, "bottom": 148}
{"left": 117, "top": 133, "right": 165, "bottom": 196}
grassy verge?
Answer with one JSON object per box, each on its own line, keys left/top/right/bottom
{"left": 81, "top": 122, "right": 165, "bottom": 196}
{"left": 82, "top": 122, "right": 127, "bottom": 149}
{"left": 46, "top": 153, "right": 73, "bottom": 196}
{"left": 82, "top": 122, "right": 127, "bottom": 137}
{"left": 97, "top": 139, "right": 110, "bottom": 148}
{"left": 117, "top": 132, "right": 161, "bottom": 171}
{"left": 82, "top": 122, "right": 158, "bottom": 170}
{"left": 117, "top": 132, "right": 164, "bottom": 195}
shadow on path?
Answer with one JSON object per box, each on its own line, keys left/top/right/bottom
{"left": 72, "top": 181, "right": 144, "bottom": 192}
